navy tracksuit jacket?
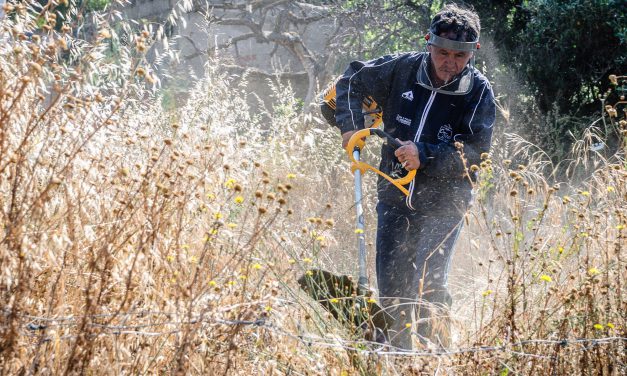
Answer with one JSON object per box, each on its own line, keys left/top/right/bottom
{"left": 334, "top": 51, "right": 495, "bottom": 347}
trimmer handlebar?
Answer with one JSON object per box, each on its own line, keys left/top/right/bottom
{"left": 345, "top": 128, "right": 416, "bottom": 197}
{"left": 370, "top": 128, "right": 402, "bottom": 149}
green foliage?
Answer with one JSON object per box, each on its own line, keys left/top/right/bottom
{"left": 337, "top": 0, "right": 441, "bottom": 59}
{"left": 515, "top": 0, "right": 626, "bottom": 114}
{"left": 469, "top": 0, "right": 625, "bottom": 158}
{"left": 82, "top": 0, "right": 110, "bottom": 12}
{"left": 475, "top": 0, "right": 626, "bottom": 115}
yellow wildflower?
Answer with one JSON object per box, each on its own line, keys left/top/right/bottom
{"left": 252, "top": 263, "right": 262, "bottom": 270}
{"left": 227, "top": 223, "right": 237, "bottom": 229}
{"left": 588, "top": 268, "right": 600, "bottom": 276}
{"left": 405, "top": 323, "right": 412, "bottom": 329}
{"left": 330, "top": 298, "right": 339, "bottom": 304}
{"left": 539, "top": 275, "right": 553, "bottom": 283}
{"left": 302, "top": 257, "right": 313, "bottom": 263}
{"left": 225, "top": 178, "right": 236, "bottom": 189}
{"left": 593, "top": 324, "right": 604, "bottom": 330}
{"left": 607, "top": 186, "right": 615, "bottom": 193}
{"left": 234, "top": 196, "right": 244, "bottom": 204}
{"left": 482, "top": 290, "right": 493, "bottom": 297}
{"left": 213, "top": 212, "right": 222, "bottom": 220}
{"left": 208, "top": 280, "right": 217, "bottom": 287}
{"left": 287, "top": 173, "right": 296, "bottom": 179}
{"left": 606, "top": 323, "right": 615, "bottom": 329}
{"left": 355, "top": 229, "right": 364, "bottom": 234}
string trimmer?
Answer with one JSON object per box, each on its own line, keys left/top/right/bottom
{"left": 298, "top": 123, "right": 416, "bottom": 340}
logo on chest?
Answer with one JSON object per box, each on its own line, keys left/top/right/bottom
{"left": 437, "top": 124, "right": 453, "bottom": 142}
{"left": 395, "top": 115, "right": 412, "bottom": 126}
{"left": 401, "top": 90, "right": 414, "bottom": 101}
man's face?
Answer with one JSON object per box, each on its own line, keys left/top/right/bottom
{"left": 427, "top": 32, "right": 473, "bottom": 84}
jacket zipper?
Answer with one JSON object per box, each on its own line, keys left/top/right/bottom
{"left": 406, "top": 91, "right": 436, "bottom": 209}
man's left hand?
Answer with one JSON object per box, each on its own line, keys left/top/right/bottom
{"left": 394, "top": 140, "right": 420, "bottom": 171}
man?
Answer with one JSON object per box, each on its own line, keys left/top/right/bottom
{"left": 334, "top": 4, "right": 495, "bottom": 349}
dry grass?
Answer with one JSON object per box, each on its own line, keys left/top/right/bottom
{"left": 0, "top": 3, "right": 625, "bottom": 375}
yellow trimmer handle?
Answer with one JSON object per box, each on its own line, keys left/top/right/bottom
{"left": 345, "top": 128, "right": 417, "bottom": 197}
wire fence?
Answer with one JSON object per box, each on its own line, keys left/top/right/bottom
{"left": 11, "top": 309, "right": 626, "bottom": 358}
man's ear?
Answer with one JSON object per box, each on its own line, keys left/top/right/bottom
{"left": 426, "top": 44, "right": 433, "bottom": 53}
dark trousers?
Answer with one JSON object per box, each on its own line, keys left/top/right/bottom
{"left": 376, "top": 201, "right": 463, "bottom": 349}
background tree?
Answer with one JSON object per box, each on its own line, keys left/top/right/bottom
{"left": 176, "top": 0, "right": 438, "bottom": 110}
{"left": 114, "top": 0, "right": 624, "bottom": 155}
{"left": 471, "top": 0, "right": 626, "bottom": 158}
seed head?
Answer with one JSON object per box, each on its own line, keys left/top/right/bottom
{"left": 99, "top": 29, "right": 111, "bottom": 39}
{"left": 29, "top": 62, "right": 42, "bottom": 75}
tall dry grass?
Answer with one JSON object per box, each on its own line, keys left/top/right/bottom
{"left": 0, "top": 2, "right": 625, "bottom": 375}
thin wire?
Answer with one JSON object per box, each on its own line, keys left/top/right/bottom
{"left": 16, "top": 310, "right": 626, "bottom": 358}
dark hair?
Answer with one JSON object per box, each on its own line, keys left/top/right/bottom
{"left": 430, "top": 3, "right": 480, "bottom": 42}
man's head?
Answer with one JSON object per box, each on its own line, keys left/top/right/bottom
{"left": 426, "top": 4, "right": 481, "bottom": 84}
